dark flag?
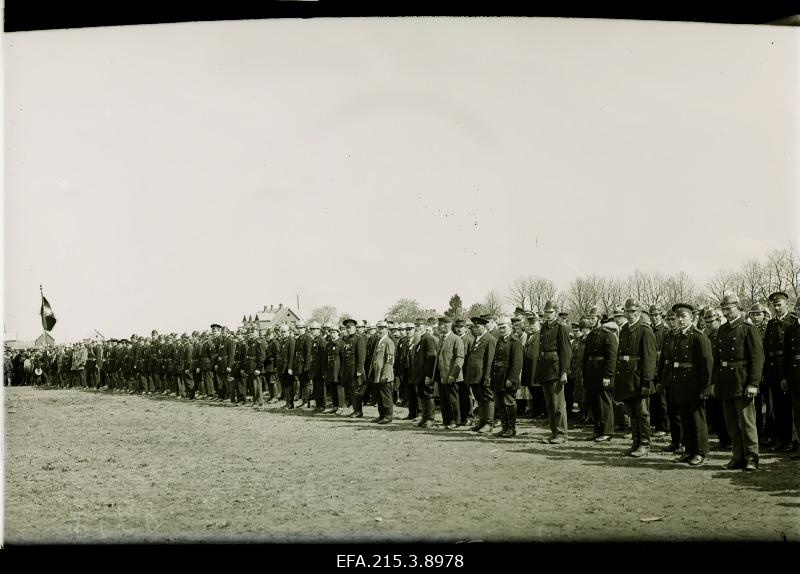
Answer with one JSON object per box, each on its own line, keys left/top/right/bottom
{"left": 40, "top": 287, "right": 57, "bottom": 332}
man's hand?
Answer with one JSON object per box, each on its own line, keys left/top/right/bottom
{"left": 288, "top": 369, "right": 293, "bottom": 376}
{"left": 560, "top": 372, "right": 568, "bottom": 384}
{"left": 255, "top": 370, "right": 260, "bottom": 376}
{"left": 602, "top": 378, "right": 611, "bottom": 388}
{"left": 425, "top": 376, "right": 432, "bottom": 384}
{"left": 184, "top": 369, "right": 189, "bottom": 375}
{"left": 780, "top": 379, "right": 788, "bottom": 393}
{"left": 505, "top": 379, "right": 514, "bottom": 390}
{"left": 745, "top": 385, "right": 758, "bottom": 399}
{"left": 226, "top": 367, "right": 231, "bottom": 373}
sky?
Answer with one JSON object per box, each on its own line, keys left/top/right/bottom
{"left": 3, "top": 17, "right": 798, "bottom": 342}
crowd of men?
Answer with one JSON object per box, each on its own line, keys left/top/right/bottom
{"left": 6, "top": 291, "right": 800, "bottom": 470}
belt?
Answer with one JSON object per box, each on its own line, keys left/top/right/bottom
{"left": 768, "top": 351, "right": 784, "bottom": 357}
{"left": 673, "top": 362, "right": 693, "bottom": 368}
{"left": 539, "top": 351, "right": 558, "bottom": 358}
{"left": 588, "top": 356, "right": 604, "bottom": 362}
{"left": 619, "top": 356, "right": 640, "bottom": 362}
{"left": 795, "top": 354, "right": 800, "bottom": 360}
{"left": 720, "top": 360, "right": 747, "bottom": 367}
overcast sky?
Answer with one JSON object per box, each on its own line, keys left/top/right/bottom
{"left": 4, "top": 18, "right": 798, "bottom": 342}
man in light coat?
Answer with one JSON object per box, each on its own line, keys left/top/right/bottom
{"left": 435, "top": 316, "right": 465, "bottom": 429}
{"left": 370, "top": 321, "right": 396, "bottom": 424}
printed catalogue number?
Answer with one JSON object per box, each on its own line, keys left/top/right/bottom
{"left": 337, "top": 555, "right": 464, "bottom": 568}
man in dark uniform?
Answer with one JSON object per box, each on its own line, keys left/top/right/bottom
{"left": 490, "top": 316, "right": 523, "bottom": 437}
{"left": 781, "top": 297, "right": 800, "bottom": 459}
{"left": 200, "top": 331, "right": 216, "bottom": 400}
{"left": 232, "top": 329, "right": 248, "bottom": 403}
{"left": 466, "top": 317, "right": 497, "bottom": 433}
{"left": 520, "top": 312, "right": 541, "bottom": 419}
{"left": 764, "top": 291, "right": 797, "bottom": 453}
{"left": 614, "top": 298, "right": 658, "bottom": 457}
{"left": 714, "top": 293, "right": 765, "bottom": 470}
{"left": 657, "top": 310, "right": 684, "bottom": 453}
{"left": 341, "top": 319, "right": 366, "bottom": 417}
{"left": 536, "top": 301, "right": 573, "bottom": 444}
{"left": 704, "top": 308, "right": 732, "bottom": 449}
{"left": 582, "top": 306, "right": 618, "bottom": 442}
{"left": 277, "top": 324, "right": 296, "bottom": 409}
{"left": 293, "top": 321, "right": 314, "bottom": 408}
{"left": 668, "top": 304, "right": 714, "bottom": 466}
{"left": 209, "top": 324, "right": 223, "bottom": 400}
{"left": 748, "top": 302, "right": 774, "bottom": 446}
{"left": 389, "top": 323, "right": 403, "bottom": 405}
{"left": 263, "top": 328, "right": 280, "bottom": 403}
{"left": 648, "top": 305, "right": 670, "bottom": 439}
{"left": 394, "top": 323, "right": 412, "bottom": 412}
{"left": 218, "top": 328, "right": 236, "bottom": 402}
{"left": 454, "top": 319, "right": 474, "bottom": 426}
{"left": 179, "top": 333, "right": 194, "bottom": 399}
{"left": 401, "top": 321, "right": 424, "bottom": 420}
{"left": 323, "top": 324, "right": 345, "bottom": 413}
{"left": 411, "top": 318, "right": 438, "bottom": 428}
{"left": 308, "top": 322, "right": 327, "bottom": 412}
{"left": 242, "top": 330, "right": 266, "bottom": 406}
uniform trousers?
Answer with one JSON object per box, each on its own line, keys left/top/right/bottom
{"left": 313, "top": 377, "right": 327, "bottom": 409}
{"left": 438, "top": 382, "right": 460, "bottom": 426}
{"left": 181, "top": 371, "right": 193, "bottom": 398}
{"left": 792, "top": 395, "right": 800, "bottom": 446}
{"left": 677, "top": 400, "right": 708, "bottom": 456}
{"left": 247, "top": 373, "right": 263, "bottom": 405}
{"left": 280, "top": 372, "right": 296, "bottom": 406}
{"left": 707, "top": 397, "right": 731, "bottom": 445}
{"left": 649, "top": 387, "right": 670, "bottom": 433}
{"left": 586, "top": 386, "right": 615, "bottom": 437}
{"left": 330, "top": 381, "right": 345, "bottom": 409}
{"left": 417, "top": 380, "right": 436, "bottom": 421}
{"left": 768, "top": 376, "right": 794, "bottom": 446}
{"left": 456, "top": 381, "right": 472, "bottom": 425}
{"left": 755, "top": 385, "right": 775, "bottom": 443}
{"left": 350, "top": 376, "right": 367, "bottom": 414}
{"left": 299, "top": 373, "right": 312, "bottom": 404}
{"left": 373, "top": 382, "right": 394, "bottom": 420}
{"left": 665, "top": 387, "right": 684, "bottom": 447}
{"left": 723, "top": 397, "right": 759, "bottom": 464}
{"left": 623, "top": 396, "right": 651, "bottom": 447}
{"left": 471, "top": 383, "right": 495, "bottom": 425}
{"left": 201, "top": 370, "right": 215, "bottom": 397}
{"left": 230, "top": 371, "right": 244, "bottom": 403}
{"left": 542, "top": 380, "right": 569, "bottom": 439}
{"left": 86, "top": 366, "right": 99, "bottom": 388}
{"left": 406, "top": 379, "right": 420, "bottom": 418}
{"left": 494, "top": 389, "right": 516, "bottom": 429}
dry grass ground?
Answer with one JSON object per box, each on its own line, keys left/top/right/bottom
{"left": 4, "top": 386, "right": 799, "bottom": 543}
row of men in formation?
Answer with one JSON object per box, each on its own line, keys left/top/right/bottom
{"left": 17, "top": 292, "right": 800, "bottom": 470}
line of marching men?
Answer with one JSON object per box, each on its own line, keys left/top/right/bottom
{"left": 29, "top": 292, "right": 800, "bottom": 469}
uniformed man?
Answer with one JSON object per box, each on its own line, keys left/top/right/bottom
{"left": 704, "top": 308, "right": 732, "bottom": 450}
{"left": 714, "top": 293, "right": 765, "bottom": 470}
{"left": 401, "top": 321, "right": 423, "bottom": 420}
{"left": 389, "top": 323, "right": 403, "bottom": 405}
{"left": 340, "top": 319, "right": 366, "bottom": 417}
{"left": 309, "top": 322, "right": 328, "bottom": 412}
{"left": 490, "top": 316, "right": 523, "bottom": 437}
{"left": 614, "top": 298, "right": 657, "bottom": 457}
{"left": 179, "top": 333, "right": 194, "bottom": 399}
{"left": 582, "top": 306, "right": 618, "bottom": 442}
{"left": 210, "top": 323, "right": 224, "bottom": 400}
{"left": 277, "top": 324, "right": 296, "bottom": 409}
{"left": 411, "top": 318, "right": 438, "bottom": 428}
{"left": 656, "top": 310, "right": 685, "bottom": 453}
{"left": 369, "top": 321, "right": 396, "bottom": 424}
{"left": 323, "top": 323, "right": 345, "bottom": 413}
{"left": 242, "top": 330, "right": 266, "bottom": 406}
{"left": 520, "top": 312, "right": 542, "bottom": 419}
{"left": 780, "top": 296, "right": 800, "bottom": 459}
{"left": 233, "top": 329, "right": 248, "bottom": 404}
{"left": 764, "top": 291, "right": 797, "bottom": 453}
{"left": 435, "top": 316, "right": 465, "bottom": 429}
{"left": 200, "top": 331, "right": 216, "bottom": 400}
{"left": 668, "top": 304, "right": 714, "bottom": 466}
{"left": 748, "top": 302, "right": 773, "bottom": 445}
{"left": 293, "top": 321, "right": 314, "bottom": 408}
{"left": 263, "top": 328, "right": 280, "bottom": 403}
{"left": 536, "top": 301, "right": 573, "bottom": 444}
{"left": 454, "top": 319, "right": 475, "bottom": 426}
{"left": 466, "top": 317, "right": 497, "bottom": 433}
{"left": 648, "top": 304, "right": 670, "bottom": 439}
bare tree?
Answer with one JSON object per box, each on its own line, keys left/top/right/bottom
{"left": 598, "top": 276, "right": 625, "bottom": 315}
{"left": 309, "top": 305, "right": 337, "bottom": 326}
{"left": 507, "top": 276, "right": 530, "bottom": 310}
{"left": 705, "top": 270, "right": 739, "bottom": 305}
{"left": 767, "top": 241, "right": 800, "bottom": 300}
{"left": 484, "top": 290, "right": 504, "bottom": 316}
{"left": 385, "top": 298, "right": 426, "bottom": 323}
{"left": 567, "top": 275, "right": 604, "bottom": 317}
{"left": 664, "top": 271, "right": 702, "bottom": 308}
{"left": 525, "top": 276, "right": 559, "bottom": 314}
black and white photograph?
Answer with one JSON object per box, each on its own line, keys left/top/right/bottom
{"left": 3, "top": 5, "right": 799, "bottom": 549}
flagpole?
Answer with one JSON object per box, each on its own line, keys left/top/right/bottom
{"left": 40, "top": 285, "right": 48, "bottom": 349}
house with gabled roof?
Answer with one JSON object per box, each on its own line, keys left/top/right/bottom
{"left": 241, "top": 303, "right": 302, "bottom": 331}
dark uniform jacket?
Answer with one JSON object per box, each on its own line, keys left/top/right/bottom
{"left": 656, "top": 330, "right": 677, "bottom": 390}
{"left": 244, "top": 338, "right": 267, "bottom": 375}
{"left": 669, "top": 326, "right": 713, "bottom": 405}
{"left": 180, "top": 341, "right": 193, "bottom": 372}
{"left": 764, "top": 313, "right": 796, "bottom": 383}
{"left": 264, "top": 339, "right": 279, "bottom": 374}
{"left": 535, "top": 320, "right": 572, "bottom": 384}
{"left": 613, "top": 318, "right": 657, "bottom": 401}
{"left": 200, "top": 340, "right": 214, "bottom": 372}
{"left": 582, "top": 325, "right": 618, "bottom": 391}
{"left": 464, "top": 331, "right": 496, "bottom": 387}
{"left": 294, "top": 333, "right": 313, "bottom": 377}
{"left": 277, "top": 336, "right": 296, "bottom": 375}
{"left": 324, "top": 338, "right": 342, "bottom": 383}
{"left": 651, "top": 322, "right": 667, "bottom": 375}
{"left": 783, "top": 318, "right": 800, "bottom": 395}
{"left": 491, "top": 333, "right": 523, "bottom": 392}
{"left": 410, "top": 332, "right": 437, "bottom": 387}
{"left": 395, "top": 336, "right": 411, "bottom": 381}
{"left": 521, "top": 330, "right": 540, "bottom": 387}
{"left": 310, "top": 335, "right": 327, "bottom": 381}
{"left": 712, "top": 315, "right": 765, "bottom": 401}
{"left": 220, "top": 335, "right": 236, "bottom": 376}
{"left": 234, "top": 340, "right": 248, "bottom": 379}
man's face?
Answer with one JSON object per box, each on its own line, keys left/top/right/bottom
{"left": 497, "top": 323, "right": 511, "bottom": 337}
{"left": 513, "top": 322, "right": 523, "bottom": 335}
{"left": 346, "top": 325, "right": 357, "bottom": 336}
{"left": 454, "top": 325, "right": 465, "bottom": 336}
{"left": 721, "top": 304, "right": 739, "bottom": 322}
{"left": 330, "top": 331, "right": 340, "bottom": 341}
{"left": 749, "top": 312, "right": 766, "bottom": 326}
{"left": 773, "top": 299, "right": 788, "bottom": 317}
{"left": 356, "top": 326, "right": 364, "bottom": 335}
{"left": 614, "top": 315, "right": 626, "bottom": 326}
{"left": 310, "top": 328, "right": 321, "bottom": 338}
{"left": 676, "top": 310, "right": 693, "bottom": 330}
{"left": 378, "top": 326, "right": 388, "bottom": 338}
{"left": 624, "top": 309, "right": 640, "bottom": 324}
{"left": 543, "top": 310, "right": 556, "bottom": 323}
{"left": 415, "top": 325, "right": 425, "bottom": 336}
{"left": 558, "top": 317, "right": 568, "bottom": 327}
{"left": 297, "top": 327, "right": 306, "bottom": 336}
{"left": 666, "top": 317, "right": 677, "bottom": 330}
{"left": 652, "top": 313, "right": 662, "bottom": 325}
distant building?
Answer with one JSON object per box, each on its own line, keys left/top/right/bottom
{"left": 5, "top": 339, "right": 34, "bottom": 350}
{"left": 35, "top": 333, "right": 56, "bottom": 347}
{"left": 241, "top": 304, "right": 302, "bottom": 331}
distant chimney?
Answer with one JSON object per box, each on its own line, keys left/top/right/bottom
{"left": 270, "top": 304, "right": 274, "bottom": 312}
{"left": 279, "top": 303, "right": 283, "bottom": 309}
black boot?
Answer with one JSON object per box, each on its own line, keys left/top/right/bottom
{"left": 478, "top": 402, "right": 494, "bottom": 433}
{"left": 503, "top": 405, "right": 517, "bottom": 437}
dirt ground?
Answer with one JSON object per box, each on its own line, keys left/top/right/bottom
{"left": 4, "top": 386, "right": 798, "bottom": 543}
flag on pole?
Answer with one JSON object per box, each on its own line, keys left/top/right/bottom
{"left": 40, "top": 286, "right": 57, "bottom": 332}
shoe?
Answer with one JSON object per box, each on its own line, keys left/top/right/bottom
{"left": 348, "top": 412, "right": 362, "bottom": 418}
{"left": 623, "top": 433, "right": 633, "bottom": 440}
{"left": 420, "top": 420, "right": 435, "bottom": 429}
{"left": 661, "top": 443, "right": 680, "bottom": 453}
{"left": 673, "top": 453, "right": 693, "bottom": 463}
{"left": 778, "top": 442, "right": 798, "bottom": 453}
{"left": 549, "top": 436, "right": 567, "bottom": 444}
{"left": 744, "top": 460, "right": 758, "bottom": 471}
{"left": 629, "top": 446, "right": 650, "bottom": 458}
{"left": 477, "top": 424, "right": 493, "bottom": 434}
{"left": 377, "top": 418, "right": 392, "bottom": 425}
{"left": 492, "top": 427, "right": 508, "bottom": 437}
{"left": 674, "top": 445, "right": 686, "bottom": 454}
{"left": 542, "top": 436, "right": 555, "bottom": 444}
{"left": 370, "top": 417, "right": 382, "bottom": 423}
{"left": 501, "top": 428, "right": 517, "bottom": 438}
{"left": 653, "top": 431, "right": 668, "bottom": 439}
{"left": 625, "top": 445, "right": 638, "bottom": 455}
{"left": 450, "top": 422, "right": 462, "bottom": 429}
{"left": 789, "top": 453, "right": 800, "bottom": 460}
{"left": 687, "top": 455, "right": 705, "bottom": 466}
{"left": 594, "top": 435, "right": 612, "bottom": 443}
{"left": 722, "top": 459, "right": 745, "bottom": 470}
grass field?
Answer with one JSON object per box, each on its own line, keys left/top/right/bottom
{"left": 4, "top": 386, "right": 799, "bottom": 543}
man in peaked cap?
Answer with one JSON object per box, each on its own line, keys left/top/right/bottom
{"left": 293, "top": 321, "right": 314, "bottom": 408}
{"left": 582, "top": 306, "right": 617, "bottom": 442}
{"left": 764, "top": 291, "right": 797, "bottom": 453}
{"left": 489, "top": 316, "right": 523, "bottom": 437}
{"left": 435, "top": 316, "right": 465, "bottom": 429}
{"left": 277, "top": 323, "right": 297, "bottom": 409}
{"left": 648, "top": 304, "right": 671, "bottom": 440}
{"left": 535, "top": 301, "right": 572, "bottom": 444}
{"left": 614, "top": 298, "right": 658, "bottom": 458}
{"left": 308, "top": 321, "right": 328, "bottom": 412}
{"left": 369, "top": 320, "right": 396, "bottom": 424}
{"left": 703, "top": 307, "right": 732, "bottom": 449}
{"left": 714, "top": 293, "right": 765, "bottom": 470}
{"left": 780, "top": 296, "right": 800, "bottom": 459}
{"left": 657, "top": 309, "right": 685, "bottom": 453}
{"left": 454, "top": 318, "right": 475, "bottom": 426}
{"left": 411, "top": 316, "right": 439, "bottom": 428}
{"left": 747, "top": 302, "right": 772, "bottom": 444}
{"left": 667, "top": 303, "right": 714, "bottom": 466}
{"left": 263, "top": 327, "right": 280, "bottom": 403}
